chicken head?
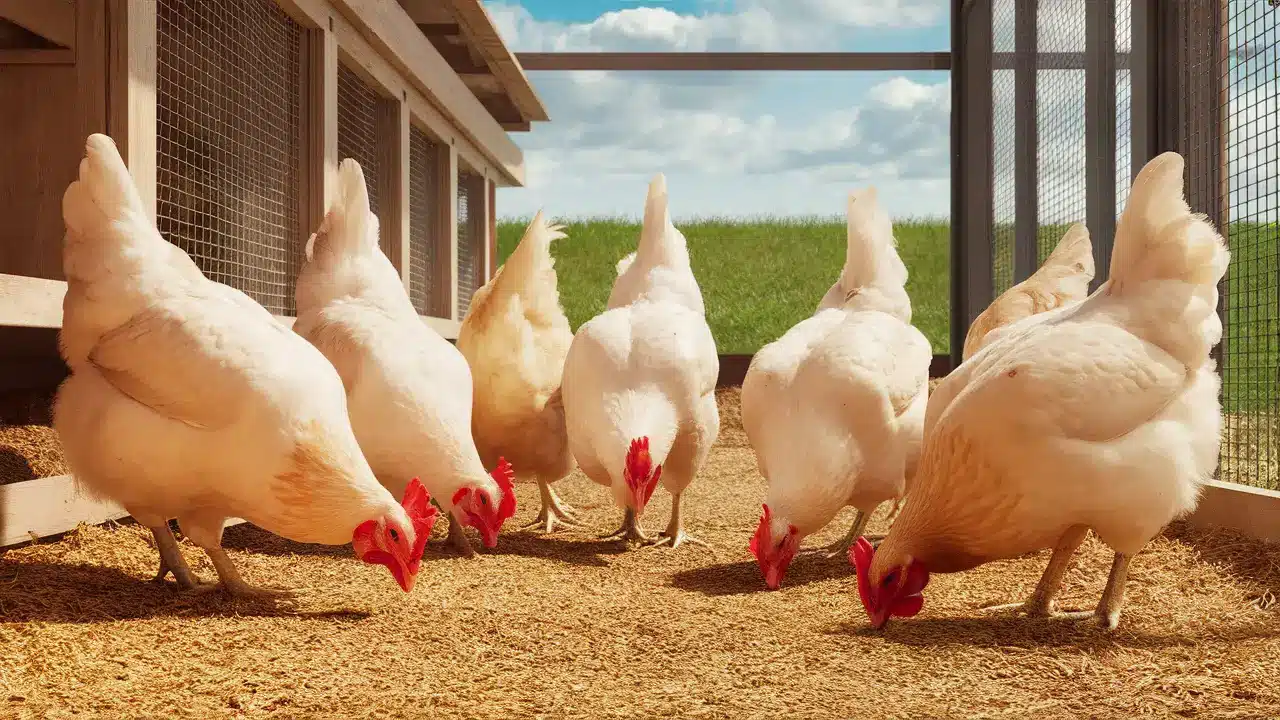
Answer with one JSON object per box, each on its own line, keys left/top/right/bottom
{"left": 623, "top": 436, "right": 663, "bottom": 515}
{"left": 851, "top": 536, "right": 929, "bottom": 629}
{"left": 353, "top": 478, "right": 439, "bottom": 593}
{"left": 749, "top": 504, "right": 800, "bottom": 590}
{"left": 451, "top": 457, "right": 518, "bottom": 548}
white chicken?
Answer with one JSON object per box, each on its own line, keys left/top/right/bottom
{"left": 293, "top": 159, "right": 515, "bottom": 557}
{"left": 742, "top": 187, "right": 932, "bottom": 589}
{"left": 53, "top": 134, "right": 439, "bottom": 598}
{"left": 561, "top": 174, "right": 719, "bottom": 548}
{"left": 457, "top": 212, "right": 579, "bottom": 534}
{"left": 963, "top": 223, "right": 1095, "bottom": 360}
{"left": 856, "top": 152, "right": 1227, "bottom": 631}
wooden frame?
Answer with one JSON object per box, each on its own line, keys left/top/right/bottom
{"left": 515, "top": 51, "right": 1128, "bottom": 73}
{"left": 0, "top": 0, "right": 77, "bottom": 49}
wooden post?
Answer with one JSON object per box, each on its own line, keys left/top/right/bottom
{"left": 474, "top": 173, "right": 491, "bottom": 286}
{"left": 107, "top": 0, "right": 157, "bottom": 221}
{"left": 319, "top": 16, "right": 338, "bottom": 211}
{"left": 432, "top": 144, "right": 458, "bottom": 320}
{"left": 487, "top": 178, "right": 497, "bottom": 279}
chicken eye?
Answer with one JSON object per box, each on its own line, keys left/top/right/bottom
{"left": 389, "top": 528, "right": 400, "bottom": 543}
{"left": 480, "top": 495, "right": 489, "bottom": 506}
{"left": 882, "top": 571, "right": 899, "bottom": 588}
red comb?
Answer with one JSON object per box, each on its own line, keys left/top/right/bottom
{"left": 624, "top": 437, "right": 661, "bottom": 508}
{"left": 852, "top": 536, "right": 876, "bottom": 618}
{"left": 402, "top": 477, "right": 439, "bottom": 561}
{"left": 748, "top": 504, "right": 772, "bottom": 560}
{"left": 492, "top": 457, "right": 516, "bottom": 522}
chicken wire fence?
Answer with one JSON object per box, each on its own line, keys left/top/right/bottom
{"left": 455, "top": 172, "right": 484, "bottom": 318}
{"left": 336, "top": 62, "right": 396, "bottom": 267}
{"left": 408, "top": 124, "right": 445, "bottom": 317}
{"left": 976, "top": 0, "right": 1279, "bottom": 490}
{"left": 155, "top": 0, "right": 305, "bottom": 316}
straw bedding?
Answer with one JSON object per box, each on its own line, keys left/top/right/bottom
{"left": 2, "top": 388, "right": 1279, "bottom": 719}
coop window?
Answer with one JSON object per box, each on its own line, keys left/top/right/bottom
{"left": 455, "top": 171, "right": 486, "bottom": 318}
{"left": 336, "top": 61, "right": 396, "bottom": 266}
{"left": 408, "top": 124, "right": 446, "bottom": 317}
{"left": 155, "top": 0, "right": 305, "bottom": 316}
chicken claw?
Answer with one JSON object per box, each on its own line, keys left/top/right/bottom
{"left": 203, "top": 547, "right": 297, "bottom": 600}
{"left": 520, "top": 480, "right": 587, "bottom": 533}
{"left": 642, "top": 493, "right": 711, "bottom": 552}
{"left": 599, "top": 507, "right": 651, "bottom": 544}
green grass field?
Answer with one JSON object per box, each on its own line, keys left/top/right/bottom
{"left": 497, "top": 216, "right": 1278, "bottom": 489}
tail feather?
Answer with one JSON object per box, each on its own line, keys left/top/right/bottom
{"left": 635, "top": 173, "right": 689, "bottom": 269}
{"left": 492, "top": 210, "right": 568, "bottom": 318}
{"left": 305, "top": 159, "right": 378, "bottom": 262}
{"left": 838, "top": 186, "right": 904, "bottom": 292}
{"left": 62, "top": 134, "right": 155, "bottom": 260}
{"left": 1043, "top": 223, "right": 1094, "bottom": 277}
{"left": 1109, "top": 152, "right": 1229, "bottom": 293}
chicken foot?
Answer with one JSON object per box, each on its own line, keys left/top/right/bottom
{"left": 599, "top": 507, "right": 652, "bottom": 544}
{"left": 519, "top": 479, "right": 587, "bottom": 534}
{"left": 150, "top": 524, "right": 206, "bottom": 590}
{"left": 645, "top": 493, "right": 710, "bottom": 551}
{"left": 202, "top": 546, "right": 297, "bottom": 600}
{"left": 981, "top": 524, "right": 1088, "bottom": 619}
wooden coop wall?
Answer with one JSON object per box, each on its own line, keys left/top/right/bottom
{"left": 454, "top": 169, "right": 488, "bottom": 318}
{"left": 155, "top": 0, "right": 307, "bottom": 316}
{"left": 407, "top": 121, "right": 451, "bottom": 318}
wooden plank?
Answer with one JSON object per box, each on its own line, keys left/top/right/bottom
{"left": 0, "top": 0, "right": 76, "bottom": 49}
{"left": 328, "top": 0, "right": 524, "bottom": 186}
{"left": 0, "top": 273, "right": 65, "bottom": 328}
{"left": 298, "top": 28, "right": 325, "bottom": 255}
{"left": 0, "top": 0, "right": 107, "bottom": 280}
{"left": 0, "top": 474, "right": 249, "bottom": 548}
{"left": 486, "top": 178, "right": 496, "bottom": 278}
{"left": 442, "top": 0, "right": 548, "bottom": 122}
{"left": 514, "top": 50, "right": 1125, "bottom": 73}
{"left": 403, "top": 88, "right": 505, "bottom": 186}
{"left": 422, "top": 315, "right": 459, "bottom": 338}
{"left": 472, "top": 172, "right": 490, "bottom": 287}
{"left": 398, "top": 0, "right": 453, "bottom": 25}
{"left": 106, "top": 0, "right": 157, "bottom": 222}
{"left": 319, "top": 20, "right": 339, "bottom": 210}
{"left": 1186, "top": 481, "right": 1280, "bottom": 544}
{"left": 516, "top": 51, "right": 953, "bottom": 72}
{"left": 0, "top": 48, "right": 74, "bottom": 63}
{"left": 1, "top": 475, "right": 127, "bottom": 547}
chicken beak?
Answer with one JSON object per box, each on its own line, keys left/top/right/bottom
{"left": 398, "top": 564, "right": 417, "bottom": 593}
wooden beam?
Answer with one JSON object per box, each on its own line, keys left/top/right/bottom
{"left": 472, "top": 172, "right": 490, "bottom": 287}
{"left": 1187, "top": 481, "right": 1280, "bottom": 544}
{"left": 0, "top": 274, "right": 64, "bottom": 328}
{"left": 398, "top": 0, "right": 453, "bottom": 24}
{"left": 1, "top": 475, "right": 128, "bottom": 548}
{"left": 319, "top": 21, "right": 339, "bottom": 210}
{"left": 431, "top": 144, "right": 458, "bottom": 319}
{"left": 430, "top": 38, "right": 491, "bottom": 74}
{"left": 460, "top": 72, "right": 503, "bottom": 95}
{"left": 486, "top": 178, "right": 496, "bottom": 279}
{"left": 377, "top": 97, "right": 405, "bottom": 275}
{"left": 329, "top": 0, "right": 524, "bottom": 186}
{"left": 416, "top": 22, "right": 460, "bottom": 36}
{"left": 501, "top": 120, "right": 530, "bottom": 132}
{"left": 106, "top": 0, "right": 156, "bottom": 222}
{"left": 0, "top": 0, "right": 75, "bottom": 49}
{"left": 443, "top": 0, "right": 548, "bottom": 122}
{"left": 517, "top": 51, "right": 953, "bottom": 72}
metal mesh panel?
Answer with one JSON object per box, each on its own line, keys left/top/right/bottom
{"left": 1036, "top": 10, "right": 1087, "bottom": 263}
{"left": 1114, "top": 4, "right": 1132, "bottom": 213}
{"left": 1214, "top": 1, "right": 1279, "bottom": 489}
{"left": 455, "top": 173, "right": 476, "bottom": 317}
{"left": 336, "top": 62, "right": 393, "bottom": 262}
{"left": 990, "top": 0, "right": 1016, "bottom": 295}
{"left": 155, "top": 0, "right": 304, "bottom": 316}
{"left": 408, "top": 125, "right": 441, "bottom": 316}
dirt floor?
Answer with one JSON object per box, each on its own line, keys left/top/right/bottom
{"left": 2, "top": 388, "right": 1280, "bottom": 719}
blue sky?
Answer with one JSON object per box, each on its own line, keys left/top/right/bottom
{"left": 489, "top": 0, "right": 1278, "bottom": 224}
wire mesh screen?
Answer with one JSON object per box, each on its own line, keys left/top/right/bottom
{"left": 990, "top": 0, "right": 1016, "bottom": 295}
{"left": 336, "top": 62, "right": 394, "bottom": 263}
{"left": 155, "top": 0, "right": 304, "bottom": 315}
{"left": 1036, "top": 3, "right": 1087, "bottom": 264}
{"left": 408, "top": 125, "right": 442, "bottom": 317}
{"left": 1196, "top": 0, "right": 1278, "bottom": 490}
{"left": 456, "top": 173, "right": 478, "bottom": 317}
{"left": 1114, "top": 4, "right": 1132, "bottom": 211}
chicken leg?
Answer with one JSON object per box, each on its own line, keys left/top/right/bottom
{"left": 150, "top": 524, "right": 205, "bottom": 590}
{"left": 646, "top": 492, "right": 710, "bottom": 551}
{"left": 520, "top": 478, "right": 586, "bottom": 534}
{"left": 981, "top": 524, "right": 1088, "bottom": 619}
{"left": 202, "top": 546, "right": 296, "bottom": 600}
{"left": 807, "top": 505, "right": 879, "bottom": 559}
{"left": 445, "top": 515, "right": 477, "bottom": 558}
{"left": 599, "top": 507, "right": 651, "bottom": 544}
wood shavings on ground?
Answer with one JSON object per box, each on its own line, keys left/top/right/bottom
{"left": 1, "top": 393, "right": 1279, "bottom": 718}
{"left": 0, "top": 424, "right": 68, "bottom": 483}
